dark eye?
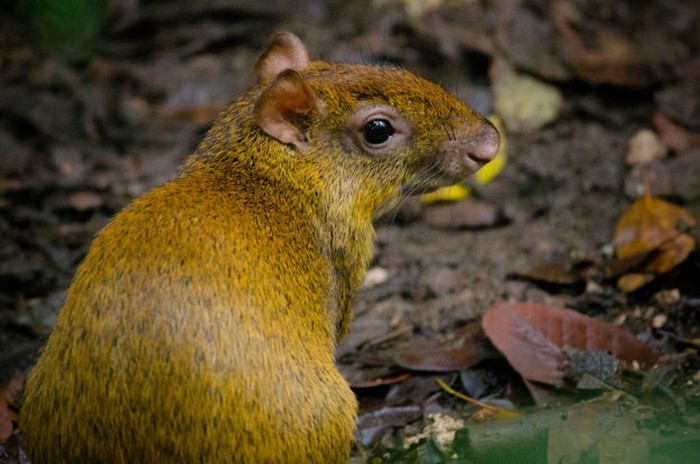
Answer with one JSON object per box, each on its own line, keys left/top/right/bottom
{"left": 362, "top": 119, "right": 395, "bottom": 145}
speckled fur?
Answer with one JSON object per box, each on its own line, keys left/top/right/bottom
{"left": 21, "top": 34, "right": 496, "bottom": 463}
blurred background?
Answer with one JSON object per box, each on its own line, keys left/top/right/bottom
{"left": 1, "top": 1, "right": 700, "bottom": 462}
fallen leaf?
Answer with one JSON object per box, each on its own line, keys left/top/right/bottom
{"left": 615, "top": 192, "right": 695, "bottom": 259}
{"left": 389, "top": 322, "right": 495, "bottom": 372}
{"left": 482, "top": 301, "right": 659, "bottom": 387}
{"left": 516, "top": 259, "right": 596, "bottom": 287}
{"left": 614, "top": 186, "right": 696, "bottom": 290}
{"left": 0, "top": 370, "right": 25, "bottom": 443}
{"left": 349, "top": 372, "right": 411, "bottom": 389}
{"left": 356, "top": 404, "right": 422, "bottom": 446}
{"left": 617, "top": 272, "right": 656, "bottom": 293}
{"left": 340, "top": 362, "right": 401, "bottom": 389}
{"left": 602, "top": 250, "right": 656, "bottom": 280}
{"left": 641, "top": 353, "right": 700, "bottom": 397}
{"left": 385, "top": 375, "right": 447, "bottom": 407}
{"left": 649, "top": 234, "right": 695, "bottom": 275}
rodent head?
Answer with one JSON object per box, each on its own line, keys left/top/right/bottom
{"left": 253, "top": 32, "right": 500, "bottom": 214}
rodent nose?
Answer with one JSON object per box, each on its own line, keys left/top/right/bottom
{"left": 467, "top": 121, "right": 500, "bottom": 165}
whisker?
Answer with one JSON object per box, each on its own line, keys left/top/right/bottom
{"left": 442, "top": 123, "right": 453, "bottom": 142}
{"left": 387, "top": 162, "right": 442, "bottom": 225}
{"left": 441, "top": 110, "right": 454, "bottom": 141}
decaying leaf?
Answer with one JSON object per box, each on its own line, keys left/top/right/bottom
{"left": 349, "top": 372, "right": 411, "bottom": 389}
{"left": 614, "top": 187, "right": 696, "bottom": 291}
{"left": 515, "top": 259, "right": 596, "bottom": 287}
{"left": 482, "top": 302, "right": 659, "bottom": 387}
{"left": 356, "top": 404, "right": 423, "bottom": 446}
{"left": 615, "top": 192, "right": 695, "bottom": 258}
{"left": 389, "top": 322, "right": 495, "bottom": 372}
{"left": 0, "top": 370, "right": 25, "bottom": 443}
{"left": 617, "top": 272, "right": 656, "bottom": 293}
{"left": 641, "top": 353, "right": 700, "bottom": 407}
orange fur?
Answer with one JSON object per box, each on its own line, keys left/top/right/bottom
{"left": 22, "top": 32, "right": 498, "bottom": 462}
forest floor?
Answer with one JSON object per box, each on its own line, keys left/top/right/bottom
{"left": 1, "top": 1, "right": 700, "bottom": 462}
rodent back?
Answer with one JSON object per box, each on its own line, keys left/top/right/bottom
{"left": 20, "top": 31, "right": 499, "bottom": 463}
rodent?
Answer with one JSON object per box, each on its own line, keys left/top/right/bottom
{"left": 21, "top": 32, "right": 500, "bottom": 463}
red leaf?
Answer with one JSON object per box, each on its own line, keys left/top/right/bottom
{"left": 482, "top": 302, "right": 659, "bottom": 387}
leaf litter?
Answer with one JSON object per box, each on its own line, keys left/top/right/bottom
{"left": 3, "top": 1, "right": 700, "bottom": 463}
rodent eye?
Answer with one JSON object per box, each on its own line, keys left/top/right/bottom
{"left": 362, "top": 119, "right": 395, "bottom": 145}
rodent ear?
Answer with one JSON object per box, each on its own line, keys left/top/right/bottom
{"left": 255, "top": 32, "right": 310, "bottom": 82}
{"left": 254, "top": 69, "right": 326, "bottom": 152}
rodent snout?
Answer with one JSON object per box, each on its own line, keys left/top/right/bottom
{"left": 466, "top": 121, "right": 500, "bottom": 165}
{"left": 439, "top": 120, "right": 500, "bottom": 175}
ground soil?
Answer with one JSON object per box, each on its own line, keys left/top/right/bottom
{"left": 2, "top": 1, "right": 700, "bottom": 462}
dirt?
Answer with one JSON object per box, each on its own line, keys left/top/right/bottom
{"left": 1, "top": 0, "right": 700, "bottom": 461}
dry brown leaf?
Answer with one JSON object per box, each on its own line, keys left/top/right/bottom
{"left": 516, "top": 259, "right": 596, "bottom": 287}
{"left": 614, "top": 187, "right": 695, "bottom": 291}
{"left": 349, "top": 373, "right": 411, "bottom": 389}
{"left": 356, "top": 404, "right": 422, "bottom": 446}
{"left": 602, "top": 252, "right": 655, "bottom": 280}
{"left": 390, "top": 322, "right": 494, "bottom": 372}
{"left": 614, "top": 192, "right": 695, "bottom": 259}
{"left": 646, "top": 233, "right": 696, "bottom": 274}
{"left": 617, "top": 272, "right": 656, "bottom": 293}
{"left": 482, "top": 301, "right": 659, "bottom": 387}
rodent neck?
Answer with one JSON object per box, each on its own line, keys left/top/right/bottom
{"left": 183, "top": 99, "right": 384, "bottom": 341}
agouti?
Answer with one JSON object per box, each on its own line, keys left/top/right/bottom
{"left": 22, "top": 32, "right": 499, "bottom": 462}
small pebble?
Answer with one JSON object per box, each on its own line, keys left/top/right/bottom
{"left": 651, "top": 313, "right": 668, "bottom": 329}
{"left": 626, "top": 129, "right": 667, "bottom": 165}
{"left": 363, "top": 266, "right": 389, "bottom": 288}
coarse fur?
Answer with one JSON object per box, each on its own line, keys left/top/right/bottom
{"left": 21, "top": 32, "right": 499, "bottom": 462}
